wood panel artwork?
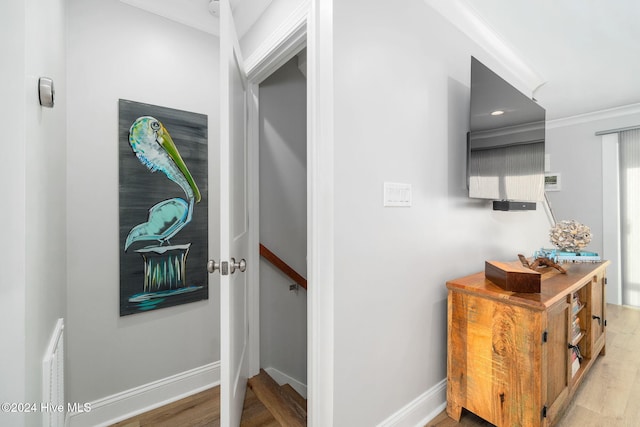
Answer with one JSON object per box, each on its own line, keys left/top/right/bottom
{"left": 118, "top": 99, "right": 209, "bottom": 315}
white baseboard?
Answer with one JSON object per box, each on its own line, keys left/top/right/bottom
{"left": 376, "top": 378, "right": 446, "bottom": 427}
{"left": 67, "top": 361, "right": 220, "bottom": 427}
{"left": 263, "top": 366, "right": 307, "bottom": 399}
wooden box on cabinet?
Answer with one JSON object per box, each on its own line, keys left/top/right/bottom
{"left": 485, "top": 260, "right": 541, "bottom": 292}
{"left": 446, "top": 261, "right": 609, "bottom": 427}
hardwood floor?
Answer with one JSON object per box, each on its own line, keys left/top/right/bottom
{"left": 110, "top": 304, "right": 640, "bottom": 427}
{"left": 110, "top": 387, "right": 220, "bottom": 427}
{"left": 108, "top": 376, "right": 298, "bottom": 427}
{"left": 240, "top": 388, "right": 279, "bottom": 426}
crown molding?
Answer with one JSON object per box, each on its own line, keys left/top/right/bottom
{"left": 546, "top": 103, "right": 640, "bottom": 130}
{"left": 423, "top": 0, "right": 640, "bottom": 130}
{"left": 244, "top": 0, "right": 309, "bottom": 83}
{"left": 423, "top": 0, "right": 545, "bottom": 96}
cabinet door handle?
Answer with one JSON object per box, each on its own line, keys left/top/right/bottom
{"left": 592, "top": 315, "right": 601, "bottom": 325}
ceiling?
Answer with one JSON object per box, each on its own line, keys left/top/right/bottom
{"left": 119, "top": 0, "right": 272, "bottom": 39}
{"left": 441, "top": 0, "right": 640, "bottom": 121}
{"left": 121, "top": 0, "right": 640, "bottom": 121}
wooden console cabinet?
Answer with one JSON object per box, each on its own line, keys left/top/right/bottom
{"left": 446, "top": 261, "right": 609, "bottom": 426}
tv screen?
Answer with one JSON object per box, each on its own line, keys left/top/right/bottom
{"left": 468, "top": 57, "right": 546, "bottom": 204}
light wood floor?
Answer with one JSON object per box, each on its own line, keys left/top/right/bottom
{"left": 109, "top": 385, "right": 286, "bottom": 427}
{"left": 110, "top": 387, "right": 220, "bottom": 427}
{"left": 110, "top": 304, "right": 640, "bottom": 427}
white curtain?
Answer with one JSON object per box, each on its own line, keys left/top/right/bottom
{"left": 619, "top": 128, "right": 640, "bottom": 306}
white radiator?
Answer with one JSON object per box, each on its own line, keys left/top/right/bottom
{"left": 42, "top": 318, "right": 64, "bottom": 427}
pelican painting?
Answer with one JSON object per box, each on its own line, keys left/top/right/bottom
{"left": 125, "top": 116, "right": 201, "bottom": 250}
{"left": 118, "top": 100, "right": 208, "bottom": 316}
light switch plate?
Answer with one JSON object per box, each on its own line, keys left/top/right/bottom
{"left": 384, "top": 182, "right": 412, "bottom": 207}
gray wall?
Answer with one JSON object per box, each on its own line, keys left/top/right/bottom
{"left": 67, "top": 0, "right": 220, "bottom": 404}
{"left": 259, "top": 57, "right": 308, "bottom": 390}
{"left": 546, "top": 112, "right": 640, "bottom": 255}
{"left": 546, "top": 111, "right": 640, "bottom": 305}
{"left": 1, "top": 0, "right": 67, "bottom": 426}
{"left": 332, "top": 1, "right": 551, "bottom": 424}
{"left": 1, "top": 2, "right": 28, "bottom": 422}
{"left": 24, "top": 0, "right": 68, "bottom": 422}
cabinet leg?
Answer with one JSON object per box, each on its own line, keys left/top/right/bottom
{"left": 446, "top": 401, "right": 462, "bottom": 422}
{"left": 600, "top": 344, "right": 606, "bottom": 356}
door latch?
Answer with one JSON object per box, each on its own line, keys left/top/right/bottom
{"left": 207, "top": 258, "right": 246, "bottom": 275}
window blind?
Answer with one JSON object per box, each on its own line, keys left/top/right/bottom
{"left": 619, "top": 128, "right": 640, "bottom": 306}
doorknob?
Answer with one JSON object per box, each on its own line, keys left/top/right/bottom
{"left": 230, "top": 258, "right": 247, "bottom": 274}
{"left": 208, "top": 258, "right": 245, "bottom": 275}
{"left": 207, "top": 259, "right": 220, "bottom": 274}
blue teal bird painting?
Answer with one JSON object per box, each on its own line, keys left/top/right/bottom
{"left": 125, "top": 116, "right": 201, "bottom": 250}
{"left": 118, "top": 100, "right": 208, "bottom": 316}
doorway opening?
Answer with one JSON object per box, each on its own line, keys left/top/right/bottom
{"left": 257, "top": 51, "right": 308, "bottom": 395}
{"left": 243, "top": 49, "right": 308, "bottom": 424}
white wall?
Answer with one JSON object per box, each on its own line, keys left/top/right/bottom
{"left": 331, "top": 1, "right": 550, "bottom": 425}
{"left": 258, "top": 57, "right": 307, "bottom": 389}
{"left": 1, "top": 1, "right": 67, "bottom": 426}
{"left": 67, "top": 0, "right": 220, "bottom": 406}
{"left": 0, "top": 2, "right": 28, "bottom": 425}
{"left": 24, "top": 0, "right": 68, "bottom": 418}
{"left": 546, "top": 111, "right": 640, "bottom": 255}
{"left": 546, "top": 110, "right": 640, "bottom": 305}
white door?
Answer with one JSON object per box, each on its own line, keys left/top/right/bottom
{"left": 218, "top": 0, "right": 250, "bottom": 425}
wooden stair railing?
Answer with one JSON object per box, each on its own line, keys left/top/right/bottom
{"left": 259, "top": 244, "right": 307, "bottom": 290}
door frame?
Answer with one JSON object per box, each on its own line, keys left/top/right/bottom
{"left": 244, "top": 1, "right": 335, "bottom": 425}
{"left": 244, "top": 1, "right": 308, "bottom": 380}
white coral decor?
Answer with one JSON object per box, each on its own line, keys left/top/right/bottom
{"left": 550, "top": 220, "right": 591, "bottom": 252}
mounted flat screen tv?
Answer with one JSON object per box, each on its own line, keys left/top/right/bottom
{"left": 468, "top": 57, "right": 546, "bottom": 210}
